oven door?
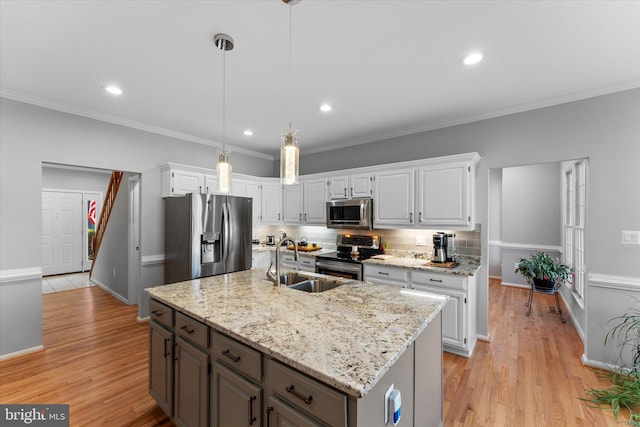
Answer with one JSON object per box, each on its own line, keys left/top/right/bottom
{"left": 315, "top": 259, "right": 362, "bottom": 281}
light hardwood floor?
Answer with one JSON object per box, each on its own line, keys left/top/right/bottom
{"left": 0, "top": 280, "right": 621, "bottom": 426}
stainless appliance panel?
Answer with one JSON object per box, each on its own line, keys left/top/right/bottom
{"left": 224, "top": 195, "right": 252, "bottom": 274}
{"left": 164, "top": 193, "right": 252, "bottom": 284}
{"left": 326, "top": 198, "right": 373, "bottom": 230}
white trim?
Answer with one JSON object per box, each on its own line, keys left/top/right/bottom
{"left": 91, "top": 277, "right": 129, "bottom": 305}
{"left": 137, "top": 316, "right": 150, "bottom": 323}
{"left": 476, "top": 333, "right": 491, "bottom": 343}
{"left": 499, "top": 242, "right": 563, "bottom": 252}
{"left": 1, "top": 90, "right": 273, "bottom": 161}
{"left": 0, "top": 345, "right": 44, "bottom": 361}
{"left": 488, "top": 240, "right": 502, "bottom": 247}
{"left": 589, "top": 273, "right": 640, "bottom": 292}
{"left": 581, "top": 354, "right": 621, "bottom": 373}
{"left": 0, "top": 267, "right": 42, "bottom": 285}
{"left": 500, "top": 281, "right": 529, "bottom": 289}
{"left": 299, "top": 81, "right": 640, "bottom": 156}
{"left": 488, "top": 275, "right": 502, "bottom": 281}
{"left": 142, "top": 254, "right": 165, "bottom": 266}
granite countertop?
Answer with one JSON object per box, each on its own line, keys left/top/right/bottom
{"left": 363, "top": 254, "right": 481, "bottom": 276}
{"left": 252, "top": 244, "right": 335, "bottom": 256}
{"left": 146, "top": 268, "right": 447, "bottom": 398}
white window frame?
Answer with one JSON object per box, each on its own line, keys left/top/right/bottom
{"left": 562, "top": 159, "right": 588, "bottom": 306}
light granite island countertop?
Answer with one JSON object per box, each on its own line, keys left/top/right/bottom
{"left": 147, "top": 268, "right": 447, "bottom": 427}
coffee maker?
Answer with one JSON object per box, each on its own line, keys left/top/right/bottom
{"left": 432, "top": 232, "right": 456, "bottom": 264}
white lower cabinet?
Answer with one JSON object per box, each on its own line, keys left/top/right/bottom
{"left": 411, "top": 271, "right": 477, "bottom": 357}
{"left": 363, "top": 264, "right": 408, "bottom": 288}
{"left": 251, "top": 251, "right": 271, "bottom": 270}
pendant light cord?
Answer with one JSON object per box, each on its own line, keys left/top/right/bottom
{"left": 288, "top": 3, "right": 293, "bottom": 130}
{"left": 222, "top": 40, "right": 226, "bottom": 152}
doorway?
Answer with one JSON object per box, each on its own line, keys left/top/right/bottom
{"left": 42, "top": 191, "right": 83, "bottom": 276}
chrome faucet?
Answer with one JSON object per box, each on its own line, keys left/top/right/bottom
{"left": 266, "top": 237, "right": 299, "bottom": 286}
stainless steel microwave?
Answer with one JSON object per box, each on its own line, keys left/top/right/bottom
{"left": 326, "top": 198, "right": 374, "bottom": 230}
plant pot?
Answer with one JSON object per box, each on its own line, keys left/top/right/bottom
{"left": 532, "top": 277, "right": 555, "bottom": 291}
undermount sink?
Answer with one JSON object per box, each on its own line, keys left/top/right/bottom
{"left": 289, "top": 279, "right": 343, "bottom": 293}
{"left": 278, "top": 272, "right": 310, "bottom": 286}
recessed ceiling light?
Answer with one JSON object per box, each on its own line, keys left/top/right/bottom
{"left": 462, "top": 52, "right": 484, "bottom": 66}
{"left": 319, "top": 104, "right": 332, "bottom": 112}
{"left": 243, "top": 130, "right": 253, "bottom": 136}
{"left": 103, "top": 85, "right": 123, "bottom": 95}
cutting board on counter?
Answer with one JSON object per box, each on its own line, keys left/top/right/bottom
{"left": 425, "top": 261, "right": 458, "bottom": 268}
{"left": 287, "top": 245, "right": 322, "bottom": 252}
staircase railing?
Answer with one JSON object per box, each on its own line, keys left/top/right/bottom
{"left": 90, "top": 171, "right": 124, "bottom": 277}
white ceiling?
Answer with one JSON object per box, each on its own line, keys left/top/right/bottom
{"left": 2, "top": 1, "right": 639, "bottom": 160}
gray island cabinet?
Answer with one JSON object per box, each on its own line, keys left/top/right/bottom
{"left": 147, "top": 269, "right": 447, "bottom": 427}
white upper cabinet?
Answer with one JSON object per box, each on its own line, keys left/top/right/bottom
{"left": 416, "top": 161, "right": 475, "bottom": 229}
{"left": 303, "top": 178, "right": 328, "bottom": 224}
{"left": 262, "top": 181, "right": 282, "bottom": 224}
{"left": 328, "top": 173, "right": 372, "bottom": 199}
{"left": 283, "top": 178, "right": 328, "bottom": 225}
{"left": 282, "top": 183, "right": 303, "bottom": 224}
{"left": 245, "top": 182, "right": 262, "bottom": 224}
{"left": 373, "top": 168, "right": 415, "bottom": 227}
{"left": 204, "top": 174, "right": 217, "bottom": 194}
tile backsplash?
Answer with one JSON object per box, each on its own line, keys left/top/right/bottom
{"left": 253, "top": 224, "right": 482, "bottom": 257}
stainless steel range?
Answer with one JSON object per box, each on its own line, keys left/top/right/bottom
{"left": 315, "top": 234, "right": 381, "bottom": 280}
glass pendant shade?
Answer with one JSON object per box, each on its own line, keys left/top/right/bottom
{"left": 280, "top": 128, "right": 299, "bottom": 185}
{"left": 216, "top": 149, "right": 232, "bottom": 193}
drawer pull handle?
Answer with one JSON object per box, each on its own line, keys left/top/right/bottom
{"left": 222, "top": 349, "right": 241, "bottom": 363}
{"left": 180, "top": 325, "right": 195, "bottom": 334}
{"left": 379, "top": 271, "right": 389, "bottom": 276}
{"left": 285, "top": 385, "right": 313, "bottom": 405}
{"left": 151, "top": 310, "right": 163, "bottom": 317}
{"left": 248, "top": 396, "right": 257, "bottom": 425}
{"left": 429, "top": 278, "right": 443, "bottom": 283}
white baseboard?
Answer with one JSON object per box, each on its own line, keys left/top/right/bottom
{"left": 500, "top": 281, "right": 529, "bottom": 289}
{"left": 581, "top": 354, "right": 621, "bottom": 373}
{"left": 137, "top": 316, "right": 149, "bottom": 323}
{"left": 0, "top": 345, "right": 44, "bottom": 361}
{"left": 91, "top": 277, "right": 129, "bottom": 305}
{"left": 476, "top": 333, "right": 491, "bottom": 342}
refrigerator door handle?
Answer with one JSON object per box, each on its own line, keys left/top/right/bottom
{"left": 223, "top": 200, "right": 231, "bottom": 267}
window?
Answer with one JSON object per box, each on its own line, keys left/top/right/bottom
{"left": 562, "top": 159, "right": 588, "bottom": 301}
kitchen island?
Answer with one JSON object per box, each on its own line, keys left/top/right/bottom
{"left": 147, "top": 268, "right": 447, "bottom": 427}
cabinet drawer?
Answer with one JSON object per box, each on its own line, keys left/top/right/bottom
{"left": 175, "top": 311, "right": 208, "bottom": 349}
{"left": 364, "top": 264, "right": 408, "bottom": 283}
{"left": 211, "top": 331, "right": 262, "bottom": 383}
{"left": 149, "top": 299, "right": 174, "bottom": 328}
{"left": 268, "top": 359, "right": 347, "bottom": 427}
{"left": 412, "top": 271, "right": 466, "bottom": 290}
{"left": 298, "top": 256, "right": 315, "bottom": 269}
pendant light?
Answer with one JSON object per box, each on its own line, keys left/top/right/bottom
{"left": 214, "top": 33, "right": 234, "bottom": 194}
{"left": 281, "top": 0, "right": 301, "bottom": 185}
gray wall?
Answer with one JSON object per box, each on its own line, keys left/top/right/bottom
{"left": 0, "top": 97, "right": 272, "bottom": 356}
{"left": 300, "top": 88, "right": 640, "bottom": 365}
{"left": 502, "top": 163, "right": 561, "bottom": 245}
{"left": 91, "top": 172, "right": 132, "bottom": 302}
{"left": 42, "top": 165, "right": 111, "bottom": 193}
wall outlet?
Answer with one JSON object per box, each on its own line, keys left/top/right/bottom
{"left": 416, "top": 236, "right": 426, "bottom": 246}
{"left": 622, "top": 230, "right": 640, "bottom": 245}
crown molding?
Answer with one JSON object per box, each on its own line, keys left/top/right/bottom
{"left": 0, "top": 89, "right": 274, "bottom": 161}
{"left": 300, "top": 80, "right": 640, "bottom": 156}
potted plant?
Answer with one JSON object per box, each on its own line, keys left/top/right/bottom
{"left": 515, "top": 252, "right": 571, "bottom": 290}
{"left": 584, "top": 302, "right": 640, "bottom": 424}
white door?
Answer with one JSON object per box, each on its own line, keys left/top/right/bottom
{"left": 42, "top": 191, "right": 83, "bottom": 276}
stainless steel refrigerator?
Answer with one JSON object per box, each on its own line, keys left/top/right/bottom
{"left": 164, "top": 193, "right": 252, "bottom": 284}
